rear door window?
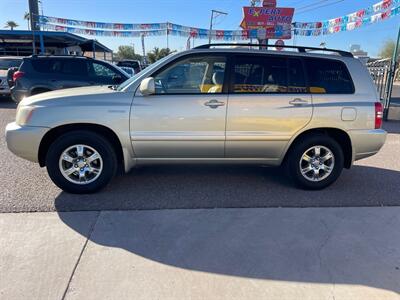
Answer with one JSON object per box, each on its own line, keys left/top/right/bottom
{"left": 305, "top": 58, "right": 354, "bottom": 94}
{"left": 288, "top": 58, "right": 307, "bottom": 94}
{"left": 231, "top": 55, "right": 287, "bottom": 93}
{"left": 61, "top": 59, "right": 88, "bottom": 76}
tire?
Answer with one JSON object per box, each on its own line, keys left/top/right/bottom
{"left": 285, "top": 134, "right": 344, "bottom": 190}
{"left": 46, "top": 130, "right": 117, "bottom": 194}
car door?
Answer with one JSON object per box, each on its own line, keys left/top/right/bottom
{"left": 225, "top": 54, "right": 313, "bottom": 159}
{"left": 131, "top": 54, "right": 228, "bottom": 158}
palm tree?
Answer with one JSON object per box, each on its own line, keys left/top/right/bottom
{"left": 4, "top": 21, "right": 19, "bottom": 30}
{"left": 24, "top": 12, "right": 30, "bottom": 30}
{"left": 147, "top": 47, "right": 175, "bottom": 64}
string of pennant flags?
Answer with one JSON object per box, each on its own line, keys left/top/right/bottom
{"left": 38, "top": 0, "right": 400, "bottom": 39}
{"left": 38, "top": 16, "right": 291, "bottom": 40}
{"left": 294, "top": 0, "right": 400, "bottom": 36}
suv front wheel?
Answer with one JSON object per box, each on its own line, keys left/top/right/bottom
{"left": 286, "top": 135, "right": 344, "bottom": 190}
{"left": 46, "top": 131, "right": 117, "bottom": 194}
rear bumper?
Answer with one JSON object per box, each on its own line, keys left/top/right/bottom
{"left": 10, "top": 87, "right": 29, "bottom": 103}
{"left": 349, "top": 128, "right": 387, "bottom": 161}
{"left": 5, "top": 122, "right": 49, "bottom": 163}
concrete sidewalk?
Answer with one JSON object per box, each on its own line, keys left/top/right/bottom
{"left": 1, "top": 208, "right": 400, "bottom": 300}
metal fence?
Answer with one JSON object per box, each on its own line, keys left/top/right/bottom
{"left": 367, "top": 58, "right": 392, "bottom": 102}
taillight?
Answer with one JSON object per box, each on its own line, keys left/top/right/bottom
{"left": 13, "top": 71, "right": 25, "bottom": 82}
{"left": 375, "top": 102, "right": 383, "bottom": 129}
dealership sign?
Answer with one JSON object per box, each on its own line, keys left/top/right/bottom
{"left": 240, "top": 6, "right": 294, "bottom": 39}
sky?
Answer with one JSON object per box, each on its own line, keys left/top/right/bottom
{"left": 0, "top": 0, "right": 399, "bottom": 57}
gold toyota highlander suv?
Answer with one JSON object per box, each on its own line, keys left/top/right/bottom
{"left": 6, "top": 44, "right": 387, "bottom": 194}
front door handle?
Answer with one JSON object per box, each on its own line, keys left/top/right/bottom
{"left": 204, "top": 99, "right": 225, "bottom": 109}
{"left": 289, "top": 98, "right": 308, "bottom": 106}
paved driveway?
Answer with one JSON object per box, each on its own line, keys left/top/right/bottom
{"left": 1, "top": 98, "right": 399, "bottom": 213}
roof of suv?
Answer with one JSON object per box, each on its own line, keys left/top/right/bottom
{"left": 185, "top": 44, "right": 356, "bottom": 63}
{"left": 194, "top": 43, "right": 353, "bottom": 57}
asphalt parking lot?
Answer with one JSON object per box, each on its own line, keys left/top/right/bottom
{"left": 1, "top": 97, "right": 399, "bottom": 213}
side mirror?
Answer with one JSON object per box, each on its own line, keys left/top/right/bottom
{"left": 140, "top": 77, "right": 155, "bottom": 96}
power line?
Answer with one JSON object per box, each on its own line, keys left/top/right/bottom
{"left": 296, "top": 0, "right": 345, "bottom": 15}
{"left": 296, "top": 0, "right": 332, "bottom": 11}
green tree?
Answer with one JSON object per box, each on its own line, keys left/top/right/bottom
{"left": 4, "top": 20, "right": 19, "bottom": 30}
{"left": 24, "top": 12, "right": 30, "bottom": 30}
{"left": 115, "top": 45, "right": 142, "bottom": 61}
{"left": 147, "top": 47, "right": 175, "bottom": 64}
{"left": 379, "top": 40, "right": 396, "bottom": 59}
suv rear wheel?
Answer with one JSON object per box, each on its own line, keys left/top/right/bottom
{"left": 46, "top": 130, "right": 117, "bottom": 194}
{"left": 286, "top": 135, "right": 344, "bottom": 190}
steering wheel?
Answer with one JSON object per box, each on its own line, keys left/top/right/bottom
{"left": 155, "top": 78, "right": 168, "bottom": 93}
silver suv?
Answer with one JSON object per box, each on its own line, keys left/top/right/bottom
{"left": 6, "top": 44, "right": 387, "bottom": 194}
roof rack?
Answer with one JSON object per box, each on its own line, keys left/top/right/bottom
{"left": 30, "top": 54, "right": 92, "bottom": 59}
{"left": 194, "top": 43, "right": 353, "bottom": 58}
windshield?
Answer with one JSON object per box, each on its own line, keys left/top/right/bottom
{"left": 117, "top": 54, "right": 175, "bottom": 91}
{"left": 0, "top": 59, "right": 22, "bottom": 70}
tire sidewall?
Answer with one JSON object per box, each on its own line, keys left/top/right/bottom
{"left": 46, "top": 131, "right": 117, "bottom": 194}
{"left": 287, "top": 135, "right": 344, "bottom": 190}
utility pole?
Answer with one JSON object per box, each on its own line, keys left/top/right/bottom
{"left": 28, "top": 0, "right": 40, "bottom": 31}
{"left": 141, "top": 34, "right": 147, "bottom": 66}
{"left": 208, "top": 9, "right": 228, "bottom": 44}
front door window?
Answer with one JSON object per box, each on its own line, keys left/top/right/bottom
{"left": 153, "top": 56, "right": 226, "bottom": 94}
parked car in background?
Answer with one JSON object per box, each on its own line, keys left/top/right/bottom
{"left": 118, "top": 66, "right": 135, "bottom": 77}
{"left": 6, "top": 44, "right": 387, "bottom": 194}
{"left": 116, "top": 60, "right": 141, "bottom": 74}
{"left": 0, "top": 57, "right": 23, "bottom": 98}
{"left": 7, "top": 67, "right": 20, "bottom": 87}
{"left": 10, "top": 55, "right": 130, "bottom": 103}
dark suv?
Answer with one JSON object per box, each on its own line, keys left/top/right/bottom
{"left": 11, "top": 55, "right": 129, "bottom": 103}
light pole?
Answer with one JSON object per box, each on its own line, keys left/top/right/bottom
{"left": 208, "top": 9, "right": 228, "bottom": 44}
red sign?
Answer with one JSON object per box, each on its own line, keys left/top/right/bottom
{"left": 241, "top": 7, "right": 294, "bottom": 29}
{"left": 263, "top": 0, "right": 277, "bottom": 7}
{"left": 275, "top": 39, "right": 285, "bottom": 51}
{"left": 240, "top": 6, "right": 294, "bottom": 39}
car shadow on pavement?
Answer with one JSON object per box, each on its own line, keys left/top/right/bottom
{"left": 55, "top": 165, "right": 400, "bottom": 293}
{"left": 55, "top": 178, "right": 400, "bottom": 295}
{"left": 54, "top": 165, "right": 400, "bottom": 212}
{"left": 0, "top": 98, "right": 17, "bottom": 109}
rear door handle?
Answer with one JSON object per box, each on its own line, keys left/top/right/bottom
{"left": 204, "top": 99, "right": 225, "bottom": 109}
{"left": 289, "top": 98, "right": 308, "bottom": 106}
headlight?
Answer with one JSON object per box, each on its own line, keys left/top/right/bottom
{"left": 16, "top": 105, "right": 36, "bottom": 126}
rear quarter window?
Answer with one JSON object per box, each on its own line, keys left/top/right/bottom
{"left": 31, "top": 59, "right": 62, "bottom": 73}
{"left": 305, "top": 58, "right": 354, "bottom": 94}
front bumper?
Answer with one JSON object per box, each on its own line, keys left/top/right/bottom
{"left": 349, "top": 128, "right": 387, "bottom": 161}
{"left": 5, "top": 122, "right": 49, "bottom": 163}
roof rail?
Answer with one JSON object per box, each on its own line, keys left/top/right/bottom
{"left": 194, "top": 43, "right": 353, "bottom": 58}
{"left": 29, "top": 54, "right": 93, "bottom": 59}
